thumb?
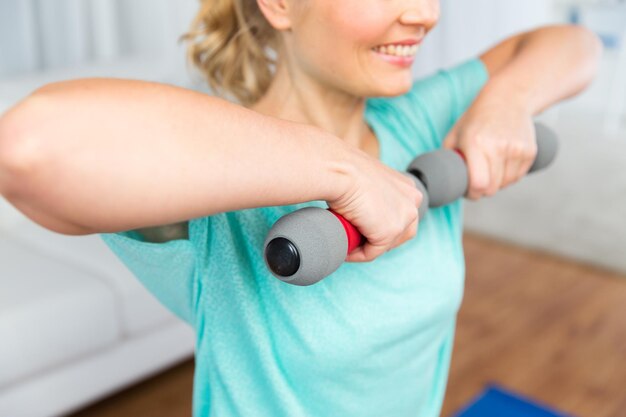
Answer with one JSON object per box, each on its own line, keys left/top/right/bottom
{"left": 345, "top": 242, "right": 385, "bottom": 263}
{"left": 345, "top": 246, "right": 367, "bottom": 263}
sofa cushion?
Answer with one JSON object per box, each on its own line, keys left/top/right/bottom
{"left": 1, "top": 209, "right": 177, "bottom": 335}
{"left": 0, "top": 196, "right": 27, "bottom": 234}
{"left": 0, "top": 236, "right": 120, "bottom": 388}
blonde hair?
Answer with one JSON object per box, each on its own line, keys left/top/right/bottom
{"left": 181, "top": 0, "right": 280, "bottom": 106}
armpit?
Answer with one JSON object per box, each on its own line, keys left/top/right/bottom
{"left": 134, "top": 221, "right": 189, "bottom": 243}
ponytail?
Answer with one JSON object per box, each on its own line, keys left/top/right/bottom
{"left": 182, "top": 0, "right": 279, "bottom": 106}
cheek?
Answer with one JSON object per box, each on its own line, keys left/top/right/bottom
{"left": 295, "top": 4, "right": 385, "bottom": 76}
{"left": 290, "top": 1, "right": 411, "bottom": 96}
{"left": 327, "top": 3, "right": 387, "bottom": 53}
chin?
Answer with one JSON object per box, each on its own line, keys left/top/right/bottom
{"left": 371, "top": 81, "right": 413, "bottom": 98}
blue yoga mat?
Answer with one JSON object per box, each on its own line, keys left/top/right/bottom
{"left": 454, "top": 385, "right": 577, "bottom": 417}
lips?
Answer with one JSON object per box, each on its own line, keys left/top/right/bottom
{"left": 375, "top": 39, "right": 420, "bottom": 48}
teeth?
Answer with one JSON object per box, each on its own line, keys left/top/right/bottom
{"left": 373, "top": 44, "right": 419, "bottom": 57}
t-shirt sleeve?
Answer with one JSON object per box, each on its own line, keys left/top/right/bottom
{"left": 404, "top": 57, "right": 490, "bottom": 144}
{"left": 98, "top": 217, "right": 209, "bottom": 326}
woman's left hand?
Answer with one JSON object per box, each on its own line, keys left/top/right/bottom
{"left": 441, "top": 96, "right": 538, "bottom": 201}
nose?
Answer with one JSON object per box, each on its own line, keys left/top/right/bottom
{"left": 400, "top": 0, "right": 439, "bottom": 31}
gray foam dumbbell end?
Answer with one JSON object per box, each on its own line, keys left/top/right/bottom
{"left": 263, "top": 207, "right": 347, "bottom": 286}
{"left": 407, "top": 149, "right": 468, "bottom": 208}
{"left": 530, "top": 122, "right": 559, "bottom": 172}
{"left": 407, "top": 122, "right": 558, "bottom": 208}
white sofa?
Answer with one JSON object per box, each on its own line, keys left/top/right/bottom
{"left": 0, "top": 193, "right": 195, "bottom": 417}
{"left": 0, "top": 58, "right": 203, "bottom": 417}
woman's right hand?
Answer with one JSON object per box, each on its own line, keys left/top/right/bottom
{"left": 326, "top": 144, "right": 423, "bottom": 263}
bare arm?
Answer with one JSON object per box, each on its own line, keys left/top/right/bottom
{"left": 478, "top": 24, "right": 602, "bottom": 115}
{"left": 0, "top": 78, "right": 351, "bottom": 236}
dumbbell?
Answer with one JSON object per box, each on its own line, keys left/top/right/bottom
{"left": 264, "top": 123, "right": 558, "bottom": 286}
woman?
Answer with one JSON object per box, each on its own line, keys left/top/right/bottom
{"left": 0, "top": 0, "right": 601, "bottom": 416}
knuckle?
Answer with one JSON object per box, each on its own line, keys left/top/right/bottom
{"left": 494, "top": 140, "right": 509, "bottom": 156}
{"left": 525, "top": 143, "right": 538, "bottom": 160}
{"left": 486, "top": 184, "right": 499, "bottom": 196}
{"left": 507, "top": 142, "right": 524, "bottom": 158}
{"left": 511, "top": 140, "right": 537, "bottom": 160}
{"left": 472, "top": 180, "right": 487, "bottom": 192}
{"left": 470, "top": 132, "right": 487, "bottom": 147}
{"left": 392, "top": 223, "right": 405, "bottom": 237}
{"left": 411, "top": 187, "right": 423, "bottom": 204}
{"left": 401, "top": 175, "right": 415, "bottom": 187}
{"left": 404, "top": 206, "right": 418, "bottom": 224}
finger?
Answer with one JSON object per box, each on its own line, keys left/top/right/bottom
{"left": 383, "top": 215, "right": 420, "bottom": 257}
{"left": 346, "top": 242, "right": 386, "bottom": 263}
{"left": 518, "top": 157, "right": 534, "bottom": 180}
{"left": 345, "top": 246, "right": 366, "bottom": 263}
{"left": 485, "top": 150, "right": 506, "bottom": 197}
{"left": 502, "top": 155, "right": 522, "bottom": 189}
{"left": 504, "top": 139, "right": 534, "bottom": 188}
{"left": 464, "top": 147, "right": 490, "bottom": 200}
{"left": 519, "top": 123, "right": 538, "bottom": 178}
{"left": 518, "top": 146, "right": 538, "bottom": 179}
{"left": 393, "top": 176, "right": 422, "bottom": 217}
{"left": 398, "top": 172, "right": 419, "bottom": 190}
{"left": 362, "top": 241, "right": 391, "bottom": 261}
{"left": 392, "top": 216, "right": 419, "bottom": 249}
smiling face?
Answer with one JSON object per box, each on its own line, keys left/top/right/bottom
{"left": 276, "top": 0, "right": 440, "bottom": 98}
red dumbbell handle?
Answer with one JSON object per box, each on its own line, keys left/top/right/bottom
{"left": 328, "top": 209, "right": 365, "bottom": 255}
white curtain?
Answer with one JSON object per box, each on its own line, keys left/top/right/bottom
{"left": 413, "top": 0, "right": 554, "bottom": 77}
{"left": 0, "top": 0, "right": 555, "bottom": 82}
{"left": 0, "top": 0, "right": 199, "bottom": 78}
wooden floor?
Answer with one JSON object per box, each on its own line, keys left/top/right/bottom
{"left": 70, "top": 232, "right": 626, "bottom": 417}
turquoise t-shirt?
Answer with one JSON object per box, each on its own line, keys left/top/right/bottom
{"left": 100, "top": 58, "right": 488, "bottom": 417}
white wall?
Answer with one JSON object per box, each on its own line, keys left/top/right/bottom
{"left": 0, "top": 0, "right": 198, "bottom": 76}
{"left": 413, "top": 0, "right": 553, "bottom": 77}
{"left": 403, "top": 0, "right": 625, "bottom": 275}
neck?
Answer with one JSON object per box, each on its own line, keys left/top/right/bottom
{"left": 248, "top": 59, "right": 374, "bottom": 150}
